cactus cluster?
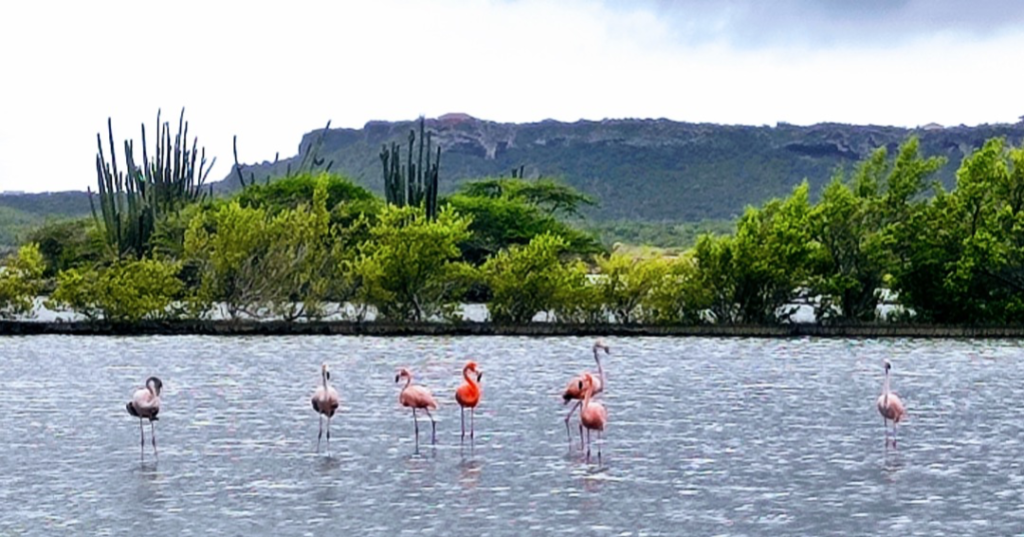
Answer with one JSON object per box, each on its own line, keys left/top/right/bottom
{"left": 91, "top": 109, "right": 213, "bottom": 259}
{"left": 380, "top": 117, "right": 440, "bottom": 220}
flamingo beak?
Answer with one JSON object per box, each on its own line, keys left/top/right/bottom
{"left": 476, "top": 371, "right": 483, "bottom": 382}
{"left": 395, "top": 374, "right": 400, "bottom": 383}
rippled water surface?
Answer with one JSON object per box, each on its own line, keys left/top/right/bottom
{"left": 1, "top": 336, "right": 1023, "bottom": 535}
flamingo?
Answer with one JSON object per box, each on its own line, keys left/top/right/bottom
{"left": 578, "top": 372, "right": 608, "bottom": 460}
{"left": 126, "top": 376, "right": 162, "bottom": 461}
{"left": 562, "top": 339, "right": 610, "bottom": 445}
{"left": 311, "top": 362, "right": 341, "bottom": 453}
{"left": 396, "top": 367, "right": 439, "bottom": 447}
{"left": 455, "top": 361, "right": 483, "bottom": 441}
{"left": 877, "top": 359, "right": 906, "bottom": 448}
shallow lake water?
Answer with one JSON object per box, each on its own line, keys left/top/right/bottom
{"left": 0, "top": 336, "right": 1022, "bottom": 535}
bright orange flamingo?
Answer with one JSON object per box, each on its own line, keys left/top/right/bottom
{"left": 455, "top": 361, "right": 483, "bottom": 441}
{"left": 562, "top": 339, "right": 610, "bottom": 446}
{"left": 396, "top": 367, "right": 439, "bottom": 448}
{"left": 578, "top": 372, "right": 608, "bottom": 461}
{"left": 311, "top": 363, "right": 341, "bottom": 454}
{"left": 877, "top": 359, "right": 906, "bottom": 448}
{"left": 126, "top": 376, "right": 163, "bottom": 462}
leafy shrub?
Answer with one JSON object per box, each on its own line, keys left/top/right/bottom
{"left": 0, "top": 243, "right": 45, "bottom": 318}
{"left": 47, "top": 258, "right": 185, "bottom": 322}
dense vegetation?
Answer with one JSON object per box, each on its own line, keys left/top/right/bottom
{"left": 4, "top": 118, "right": 1024, "bottom": 326}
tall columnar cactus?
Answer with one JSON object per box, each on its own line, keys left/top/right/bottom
{"left": 380, "top": 116, "right": 440, "bottom": 220}
{"left": 90, "top": 108, "right": 213, "bottom": 258}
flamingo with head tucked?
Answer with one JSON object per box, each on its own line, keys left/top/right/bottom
{"left": 396, "top": 367, "right": 438, "bottom": 448}
{"left": 311, "top": 362, "right": 341, "bottom": 453}
{"left": 578, "top": 372, "right": 608, "bottom": 461}
{"left": 877, "top": 359, "right": 906, "bottom": 448}
{"left": 455, "top": 361, "right": 483, "bottom": 441}
{"left": 562, "top": 339, "right": 609, "bottom": 445}
{"left": 126, "top": 376, "right": 163, "bottom": 461}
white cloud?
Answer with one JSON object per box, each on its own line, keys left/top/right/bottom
{"left": 1, "top": 0, "right": 1022, "bottom": 192}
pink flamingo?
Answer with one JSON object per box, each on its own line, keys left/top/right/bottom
{"left": 311, "top": 363, "right": 341, "bottom": 453}
{"left": 455, "top": 361, "right": 483, "bottom": 441}
{"left": 562, "top": 339, "right": 609, "bottom": 445}
{"left": 877, "top": 359, "right": 906, "bottom": 447}
{"left": 578, "top": 372, "right": 608, "bottom": 460}
{"left": 126, "top": 376, "right": 162, "bottom": 461}
{"left": 396, "top": 367, "right": 439, "bottom": 447}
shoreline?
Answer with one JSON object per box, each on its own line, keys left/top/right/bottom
{"left": 3, "top": 320, "right": 1024, "bottom": 338}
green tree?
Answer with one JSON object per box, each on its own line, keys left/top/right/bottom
{"left": 481, "top": 232, "right": 581, "bottom": 324}
{"left": 695, "top": 182, "right": 816, "bottom": 324}
{"left": 639, "top": 254, "right": 711, "bottom": 324}
{"left": 25, "top": 219, "right": 106, "bottom": 278}
{"left": 351, "top": 204, "right": 473, "bottom": 322}
{"left": 0, "top": 243, "right": 45, "bottom": 318}
{"left": 46, "top": 258, "right": 185, "bottom": 322}
{"left": 887, "top": 139, "right": 1024, "bottom": 323}
{"left": 596, "top": 252, "right": 670, "bottom": 324}
{"left": 184, "top": 179, "right": 340, "bottom": 321}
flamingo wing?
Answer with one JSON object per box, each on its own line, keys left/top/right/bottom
{"left": 401, "top": 385, "right": 438, "bottom": 409}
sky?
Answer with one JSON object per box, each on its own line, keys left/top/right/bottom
{"left": 2, "top": 0, "right": 1023, "bottom": 193}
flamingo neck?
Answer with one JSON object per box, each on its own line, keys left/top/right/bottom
{"left": 883, "top": 370, "right": 891, "bottom": 401}
{"left": 322, "top": 372, "right": 329, "bottom": 389}
{"left": 593, "top": 349, "right": 606, "bottom": 387}
{"left": 463, "top": 367, "right": 480, "bottom": 391}
{"left": 582, "top": 376, "right": 593, "bottom": 410}
{"left": 403, "top": 375, "right": 412, "bottom": 389}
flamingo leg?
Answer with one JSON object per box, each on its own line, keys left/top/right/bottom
{"left": 461, "top": 406, "right": 465, "bottom": 441}
{"left": 564, "top": 400, "right": 581, "bottom": 442}
{"left": 150, "top": 421, "right": 158, "bottom": 459}
{"left": 423, "top": 408, "right": 436, "bottom": 444}
{"left": 139, "top": 418, "right": 145, "bottom": 461}
{"left": 597, "top": 430, "right": 602, "bottom": 462}
{"left": 585, "top": 427, "right": 591, "bottom": 460}
{"left": 326, "top": 416, "right": 332, "bottom": 454}
{"left": 471, "top": 407, "right": 475, "bottom": 439}
{"left": 317, "top": 414, "right": 324, "bottom": 453}
{"left": 892, "top": 421, "right": 898, "bottom": 448}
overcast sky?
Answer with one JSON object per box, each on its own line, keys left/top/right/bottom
{"left": 2, "top": 0, "right": 1023, "bottom": 192}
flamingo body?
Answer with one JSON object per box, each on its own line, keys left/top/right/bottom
{"left": 877, "top": 360, "right": 907, "bottom": 447}
{"left": 126, "top": 376, "right": 162, "bottom": 461}
{"left": 578, "top": 373, "right": 607, "bottom": 460}
{"left": 312, "top": 363, "right": 341, "bottom": 453}
{"left": 455, "top": 361, "right": 483, "bottom": 440}
{"left": 562, "top": 339, "right": 609, "bottom": 446}
{"left": 396, "top": 368, "right": 438, "bottom": 447}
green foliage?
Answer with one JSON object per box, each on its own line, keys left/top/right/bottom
{"left": 351, "top": 204, "right": 473, "bottom": 322}
{"left": 481, "top": 233, "right": 582, "bottom": 324}
{"left": 886, "top": 139, "right": 1024, "bottom": 323}
{"left": 595, "top": 252, "right": 670, "bottom": 324}
{"left": 184, "top": 179, "right": 340, "bottom": 321}
{"left": 639, "top": 254, "right": 712, "bottom": 324}
{"left": 46, "top": 258, "right": 185, "bottom": 322}
{"left": 91, "top": 109, "right": 212, "bottom": 259}
{"left": 23, "top": 218, "right": 107, "bottom": 278}
{"left": 446, "top": 178, "right": 604, "bottom": 264}
{"left": 457, "top": 177, "right": 596, "bottom": 218}
{"left": 0, "top": 243, "right": 45, "bottom": 318}
{"left": 585, "top": 219, "right": 736, "bottom": 251}
{"left": 233, "top": 121, "right": 334, "bottom": 189}
{"left": 695, "top": 182, "right": 816, "bottom": 324}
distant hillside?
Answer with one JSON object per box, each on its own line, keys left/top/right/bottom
{"left": 222, "top": 115, "right": 1024, "bottom": 221}
{"left": 5, "top": 117, "right": 1024, "bottom": 249}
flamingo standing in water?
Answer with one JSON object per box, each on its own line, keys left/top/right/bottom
{"left": 877, "top": 359, "right": 906, "bottom": 447}
{"left": 396, "top": 368, "right": 439, "bottom": 448}
{"left": 562, "top": 339, "right": 610, "bottom": 445}
{"left": 126, "top": 376, "right": 163, "bottom": 461}
{"left": 311, "top": 363, "right": 341, "bottom": 453}
{"left": 578, "top": 372, "right": 608, "bottom": 460}
{"left": 455, "top": 361, "right": 483, "bottom": 441}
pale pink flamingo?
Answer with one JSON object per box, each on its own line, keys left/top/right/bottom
{"left": 126, "top": 376, "right": 162, "bottom": 461}
{"left": 877, "top": 359, "right": 906, "bottom": 447}
{"left": 562, "top": 339, "right": 609, "bottom": 445}
{"left": 311, "top": 363, "right": 341, "bottom": 453}
{"left": 455, "top": 361, "right": 483, "bottom": 441}
{"left": 396, "top": 367, "right": 439, "bottom": 447}
{"left": 578, "top": 372, "right": 608, "bottom": 460}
